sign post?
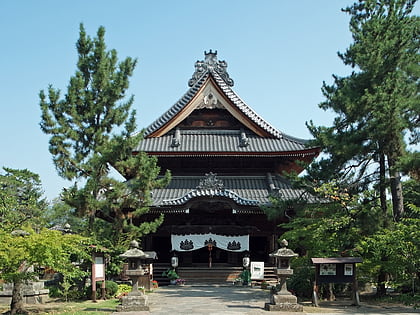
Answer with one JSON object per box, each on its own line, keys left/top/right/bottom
{"left": 91, "top": 252, "right": 106, "bottom": 302}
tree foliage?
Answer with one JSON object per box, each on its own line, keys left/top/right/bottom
{"left": 39, "top": 24, "right": 170, "bottom": 246}
{"left": 43, "top": 198, "right": 88, "bottom": 234}
{"left": 274, "top": 1, "right": 420, "bottom": 297}
{"left": 0, "top": 167, "right": 47, "bottom": 232}
{"left": 357, "top": 206, "right": 420, "bottom": 292}
{"left": 39, "top": 24, "right": 136, "bottom": 181}
{"left": 0, "top": 229, "right": 88, "bottom": 281}
{"left": 306, "top": 0, "right": 419, "bottom": 221}
{"left": 0, "top": 167, "right": 90, "bottom": 314}
{"left": 0, "top": 228, "right": 89, "bottom": 315}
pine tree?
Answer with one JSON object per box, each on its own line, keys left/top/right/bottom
{"left": 39, "top": 24, "right": 170, "bottom": 245}
{"left": 0, "top": 167, "right": 47, "bottom": 232}
{"left": 307, "top": 0, "right": 419, "bottom": 221}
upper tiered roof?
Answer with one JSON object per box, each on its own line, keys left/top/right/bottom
{"left": 135, "top": 50, "right": 317, "bottom": 158}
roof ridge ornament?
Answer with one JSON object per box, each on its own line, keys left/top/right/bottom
{"left": 239, "top": 129, "right": 250, "bottom": 147}
{"left": 197, "top": 172, "right": 224, "bottom": 190}
{"left": 188, "top": 50, "right": 234, "bottom": 87}
{"left": 171, "top": 128, "right": 181, "bottom": 147}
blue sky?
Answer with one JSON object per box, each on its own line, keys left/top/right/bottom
{"left": 1, "top": 1, "right": 417, "bottom": 201}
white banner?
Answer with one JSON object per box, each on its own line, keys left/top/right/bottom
{"left": 171, "top": 233, "right": 249, "bottom": 252}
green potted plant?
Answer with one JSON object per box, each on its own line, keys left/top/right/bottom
{"left": 239, "top": 269, "right": 251, "bottom": 286}
{"left": 162, "top": 268, "right": 179, "bottom": 284}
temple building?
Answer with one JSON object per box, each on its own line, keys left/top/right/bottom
{"left": 136, "top": 50, "right": 320, "bottom": 282}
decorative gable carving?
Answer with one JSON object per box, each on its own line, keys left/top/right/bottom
{"left": 197, "top": 85, "right": 224, "bottom": 110}
{"left": 197, "top": 172, "right": 224, "bottom": 190}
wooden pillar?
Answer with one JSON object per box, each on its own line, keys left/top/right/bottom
{"left": 352, "top": 263, "right": 360, "bottom": 306}
{"left": 91, "top": 255, "right": 97, "bottom": 302}
{"left": 313, "top": 265, "right": 319, "bottom": 307}
{"left": 207, "top": 244, "right": 213, "bottom": 268}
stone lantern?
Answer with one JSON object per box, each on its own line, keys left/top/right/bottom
{"left": 116, "top": 240, "right": 150, "bottom": 312}
{"left": 265, "top": 239, "right": 303, "bottom": 312}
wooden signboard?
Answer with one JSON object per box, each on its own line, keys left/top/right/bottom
{"left": 311, "top": 257, "right": 362, "bottom": 307}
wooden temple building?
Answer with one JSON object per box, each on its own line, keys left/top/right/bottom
{"left": 136, "top": 50, "right": 320, "bottom": 283}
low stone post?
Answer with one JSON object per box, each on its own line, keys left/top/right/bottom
{"left": 265, "top": 239, "right": 303, "bottom": 312}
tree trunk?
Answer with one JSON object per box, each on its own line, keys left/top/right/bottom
{"left": 388, "top": 156, "right": 404, "bottom": 221}
{"left": 376, "top": 269, "right": 388, "bottom": 297}
{"left": 379, "top": 153, "right": 388, "bottom": 226}
{"left": 10, "top": 279, "right": 28, "bottom": 315}
{"left": 88, "top": 214, "right": 95, "bottom": 234}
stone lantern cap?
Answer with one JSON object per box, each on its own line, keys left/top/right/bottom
{"left": 120, "top": 240, "right": 149, "bottom": 259}
{"left": 269, "top": 239, "right": 298, "bottom": 259}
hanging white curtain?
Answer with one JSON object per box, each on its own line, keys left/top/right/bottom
{"left": 171, "top": 233, "right": 249, "bottom": 252}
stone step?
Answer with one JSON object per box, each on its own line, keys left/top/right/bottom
{"left": 153, "top": 264, "right": 278, "bottom": 286}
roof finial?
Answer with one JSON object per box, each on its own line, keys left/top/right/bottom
{"left": 188, "top": 50, "right": 234, "bottom": 87}
{"left": 204, "top": 50, "right": 218, "bottom": 65}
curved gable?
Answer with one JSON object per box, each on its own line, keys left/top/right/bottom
{"left": 143, "top": 51, "right": 288, "bottom": 140}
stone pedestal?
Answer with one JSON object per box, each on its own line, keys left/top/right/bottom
{"left": 0, "top": 281, "right": 49, "bottom": 304}
{"left": 116, "top": 291, "right": 149, "bottom": 312}
{"left": 265, "top": 292, "right": 303, "bottom": 312}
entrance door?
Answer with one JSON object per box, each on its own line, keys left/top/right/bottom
{"left": 191, "top": 247, "right": 231, "bottom": 266}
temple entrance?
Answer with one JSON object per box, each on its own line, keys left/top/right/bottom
{"left": 178, "top": 247, "right": 241, "bottom": 267}
{"left": 192, "top": 246, "right": 227, "bottom": 264}
{"left": 171, "top": 233, "right": 248, "bottom": 267}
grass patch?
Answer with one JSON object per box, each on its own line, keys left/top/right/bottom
{"left": 0, "top": 299, "right": 120, "bottom": 315}
{"left": 362, "top": 293, "right": 420, "bottom": 308}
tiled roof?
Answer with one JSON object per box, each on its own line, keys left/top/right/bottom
{"left": 143, "top": 73, "right": 208, "bottom": 137}
{"left": 211, "top": 70, "right": 282, "bottom": 139}
{"left": 151, "top": 174, "right": 320, "bottom": 207}
{"left": 135, "top": 130, "right": 313, "bottom": 154}
{"left": 142, "top": 51, "right": 298, "bottom": 141}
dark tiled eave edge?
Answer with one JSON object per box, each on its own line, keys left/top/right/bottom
{"left": 162, "top": 188, "right": 260, "bottom": 206}
{"left": 148, "top": 207, "right": 264, "bottom": 215}
{"left": 135, "top": 130, "right": 314, "bottom": 153}
{"left": 142, "top": 148, "right": 319, "bottom": 158}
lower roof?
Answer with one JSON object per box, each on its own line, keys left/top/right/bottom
{"left": 151, "top": 174, "right": 320, "bottom": 208}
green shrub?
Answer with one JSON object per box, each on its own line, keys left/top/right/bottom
{"left": 287, "top": 258, "right": 314, "bottom": 298}
{"left": 86, "top": 280, "right": 119, "bottom": 299}
{"left": 47, "top": 285, "right": 62, "bottom": 298}
{"left": 47, "top": 285, "right": 86, "bottom": 301}
{"left": 116, "top": 284, "right": 132, "bottom": 298}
